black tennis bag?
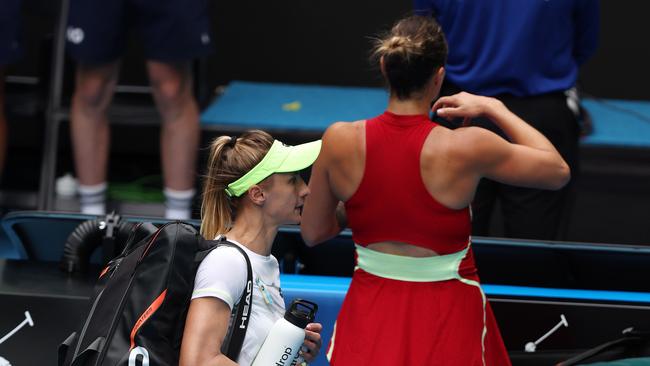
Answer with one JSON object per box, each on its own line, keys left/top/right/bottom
{"left": 58, "top": 222, "right": 252, "bottom": 366}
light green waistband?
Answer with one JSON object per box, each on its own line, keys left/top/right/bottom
{"left": 355, "top": 244, "right": 469, "bottom": 282}
{"left": 354, "top": 242, "right": 487, "bottom": 365}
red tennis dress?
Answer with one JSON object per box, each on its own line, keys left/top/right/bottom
{"left": 326, "top": 111, "right": 511, "bottom": 365}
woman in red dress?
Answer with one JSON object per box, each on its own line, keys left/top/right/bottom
{"left": 300, "top": 15, "right": 570, "bottom": 365}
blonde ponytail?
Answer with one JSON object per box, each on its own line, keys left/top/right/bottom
{"left": 200, "top": 131, "right": 274, "bottom": 239}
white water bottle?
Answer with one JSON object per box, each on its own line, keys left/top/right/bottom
{"left": 252, "top": 299, "right": 318, "bottom": 366}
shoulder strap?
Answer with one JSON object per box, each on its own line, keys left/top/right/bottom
{"left": 199, "top": 236, "right": 253, "bottom": 361}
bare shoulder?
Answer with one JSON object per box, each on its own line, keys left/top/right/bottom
{"left": 322, "top": 120, "right": 364, "bottom": 157}
{"left": 448, "top": 126, "right": 502, "bottom": 155}
{"left": 421, "top": 123, "right": 468, "bottom": 157}
{"left": 323, "top": 120, "right": 363, "bottom": 140}
{"left": 443, "top": 126, "right": 508, "bottom": 169}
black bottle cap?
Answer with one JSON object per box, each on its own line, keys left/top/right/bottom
{"left": 284, "top": 299, "right": 318, "bottom": 329}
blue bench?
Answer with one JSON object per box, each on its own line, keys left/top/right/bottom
{"left": 201, "top": 81, "right": 650, "bottom": 148}
{"left": 201, "top": 81, "right": 387, "bottom": 132}
{"left": 581, "top": 98, "right": 650, "bottom": 148}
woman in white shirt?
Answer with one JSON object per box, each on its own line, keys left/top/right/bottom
{"left": 180, "top": 130, "right": 323, "bottom": 366}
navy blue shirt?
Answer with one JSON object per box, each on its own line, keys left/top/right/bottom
{"left": 414, "top": 0, "right": 599, "bottom": 96}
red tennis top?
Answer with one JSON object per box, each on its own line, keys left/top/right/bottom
{"left": 345, "top": 111, "right": 471, "bottom": 255}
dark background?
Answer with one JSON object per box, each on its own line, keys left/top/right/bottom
{"left": 9, "top": 0, "right": 650, "bottom": 99}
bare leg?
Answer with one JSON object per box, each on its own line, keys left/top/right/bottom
{"left": 147, "top": 61, "right": 199, "bottom": 219}
{"left": 147, "top": 61, "right": 199, "bottom": 191}
{"left": 70, "top": 62, "right": 120, "bottom": 213}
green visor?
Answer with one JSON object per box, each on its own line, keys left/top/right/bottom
{"left": 225, "top": 139, "right": 322, "bottom": 197}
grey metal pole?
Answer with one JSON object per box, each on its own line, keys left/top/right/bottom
{"left": 37, "top": 0, "right": 70, "bottom": 210}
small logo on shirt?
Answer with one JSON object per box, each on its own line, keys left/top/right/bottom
{"left": 239, "top": 280, "right": 253, "bottom": 329}
{"left": 66, "top": 27, "right": 85, "bottom": 44}
{"left": 201, "top": 33, "right": 210, "bottom": 45}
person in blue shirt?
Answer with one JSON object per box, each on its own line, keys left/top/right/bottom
{"left": 414, "top": 0, "right": 599, "bottom": 240}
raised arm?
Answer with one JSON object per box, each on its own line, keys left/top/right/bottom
{"left": 180, "top": 297, "right": 239, "bottom": 366}
{"left": 434, "top": 92, "right": 570, "bottom": 189}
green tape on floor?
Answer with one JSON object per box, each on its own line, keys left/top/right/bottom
{"left": 108, "top": 175, "right": 164, "bottom": 203}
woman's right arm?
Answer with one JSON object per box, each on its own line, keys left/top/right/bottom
{"left": 301, "top": 122, "right": 351, "bottom": 246}
{"left": 180, "top": 297, "right": 239, "bottom": 366}
{"left": 433, "top": 92, "right": 570, "bottom": 189}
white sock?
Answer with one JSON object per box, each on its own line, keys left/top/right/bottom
{"left": 78, "top": 182, "right": 107, "bottom": 215}
{"left": 81, "top": 203, "right": 106, "bottom": 215}
{"left": 164, "top": 188, "right": 195, "bottom": 220}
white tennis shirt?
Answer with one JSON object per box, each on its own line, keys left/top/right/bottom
{"left": 192, "top": 237, "right": 286, "bottom": 365}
